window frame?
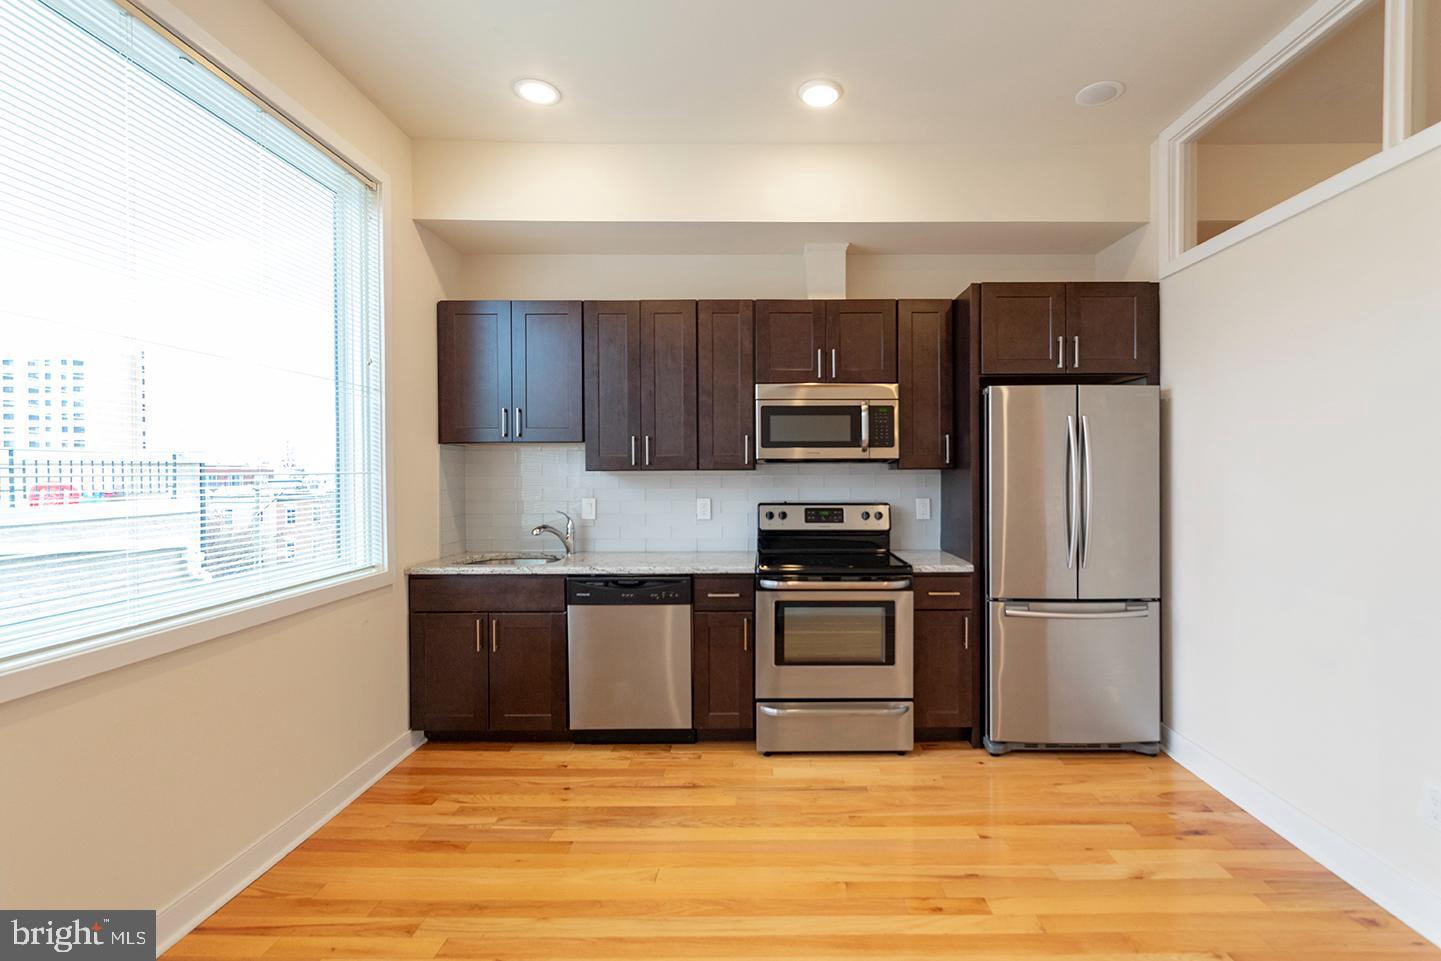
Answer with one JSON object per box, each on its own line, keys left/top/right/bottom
{"left": 0, "top": 0, "right": 397, "bottom": 706}
{"left": 1159, "top": 0, "right": 1441, "bottom": 276}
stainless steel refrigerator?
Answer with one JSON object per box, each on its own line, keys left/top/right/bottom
{"left": 983, "top": 385, "right": 1160, "bottom": 755}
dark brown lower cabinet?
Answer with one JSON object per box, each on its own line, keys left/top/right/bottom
{"left": 912, "top": 608, "right": 974, "bottom": 735}
{"left": 410, "top": 613, "right": 488, "bottom": 733}
{"left": 692, "top": 611, "right": 754, "bottom": 734}
{"left": 488, "top": 613, "right": 568, "bottom": 732}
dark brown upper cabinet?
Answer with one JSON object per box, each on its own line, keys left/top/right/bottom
{"left": 409, "top": 612, "right": 488, "bottom": 732}
{"left": 827, "top": 300, "right": 898, "bottom": 382}
{"left": 437, "top": 300, "right": 582, "bottom": 443}
{"left": 755, "top": 300, "right": 826, "bottom": 383}
{"left": 898, "top": 299, "right": 955, "bottom": 470}
{"left": 1065, "top": 282, "right": 1159, "bottom": 375}
{"left": 979, "top": 283, "right": 1067, "bottom": 375}
{"left": 487, "top": 612, "right": 567, "bottom": 733}
{"left": 978, "top": 283, "right": 1159, "bottom": 376}
{"left": 697, "top": 300, "right": 756, "bottom": 470}
{"left": 584, "top": 301, "right": 697, "bottom": 471}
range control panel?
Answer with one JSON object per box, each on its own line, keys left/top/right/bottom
{"left": 758, "top": 503, "right": 891, "bottom": 532}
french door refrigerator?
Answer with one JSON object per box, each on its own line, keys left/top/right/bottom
{"left": 984, "top": 385, "right": 1160, "bottom": 755}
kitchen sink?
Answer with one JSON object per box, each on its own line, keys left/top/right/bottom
{"left": 465, "top": 552, "right": 563, "bottom": 566}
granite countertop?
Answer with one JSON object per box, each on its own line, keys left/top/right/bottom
{"left": 408, "top": 549, "right": 973, "bottom": 576}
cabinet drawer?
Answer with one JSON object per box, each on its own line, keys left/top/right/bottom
{"left": 693, "top": 575, "right": 755, "bottom": 611}
{"left": 913, "top": 574, "right": 973, "bottom": 610}
{"left": 409, "top": 575, "right": 566, "bottom": 613}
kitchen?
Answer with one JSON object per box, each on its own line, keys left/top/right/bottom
{"left": 1, "top": 0, "right": 1438, "bottom": 958}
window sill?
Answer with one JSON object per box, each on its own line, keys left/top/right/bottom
{"left": 0, "top": 566, "right": 395, "bottom": 706}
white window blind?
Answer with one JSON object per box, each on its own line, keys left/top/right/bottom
{"left": 0, "top": 0, "right": 386, "bottom": 674}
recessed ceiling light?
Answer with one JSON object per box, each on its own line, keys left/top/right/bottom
{"left": 513, "top": 78, "right": 561, "bottom": 106}
{"left": 798, "top": 79, "right": 843, "bottom": 109}
{"left": 1075, "top": 80, "right": 1126, "bottom": 107}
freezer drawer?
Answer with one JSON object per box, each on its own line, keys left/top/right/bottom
{"left": 987, "top": 600, "right": 1159, "bottom": 747}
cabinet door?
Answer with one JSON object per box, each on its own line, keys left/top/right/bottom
{"left": 898, "top": 299, "right": 954, "bottom": 469}
{"left": 512, "top": 301, "right": 583, "bottom": 442}
{"left": 755, "top": 300, "right": 826, "bottom": 383}
{"left": 640, "top": 300, "right": 698, "bottom": 470}
{"left": 583, "top": 301, "right": 642, "bottom": 470}
{"left": 488, "top": 613, "right": 567, "bottom": 732}
{"left": 1065, "top": 282, "right": 1159, "bottom": 375}
{"left": 697, "top": 300, "right": 756, "bottom": 470}
{"left": 979, "top": 283, "right": 1067, "bottom": 375}
{"left": 437, "top": 301, "right": 511, "bottom": 443}
{"left": 826, "top": 300, "right": 897, "bottom": 382}
{"left": 410, "top": 613, "right": 487, "bottom": 732}
{"left": 692, "top": 611, "right": 754, "bottom": 731}
{"left": 912, "top": 609, "right": 974, "bottom": 731}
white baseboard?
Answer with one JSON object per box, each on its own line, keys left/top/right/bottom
{"left": 1161, "top": 724, "right": 1440, "bottom": 947}
{"left": 155, "top": 729, "right": 424, "bottom": 954}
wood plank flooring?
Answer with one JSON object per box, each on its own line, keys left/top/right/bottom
{"left": 165, "top": 743, "right": 1438, "bottom": 960}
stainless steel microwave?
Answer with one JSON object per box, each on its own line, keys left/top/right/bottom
{"left": 754, "top": 383, "right": 899, "bottom": 462}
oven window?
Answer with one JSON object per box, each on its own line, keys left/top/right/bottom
{"left": 760, "top": 405, "right": 860, "bottom": 448}
{"left": 775, "top": 601, "right": 895, "bottom": 665}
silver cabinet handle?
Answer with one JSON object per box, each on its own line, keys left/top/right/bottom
{"left": 1065, "top": 414, "right": 1079, "bottom": 569}
{"left": 744, "top": 433, "right": 750, "bottom": 465}
{"left": 759, "top": 703, "right": 911, "bottom": 718}
{"left": 859, "top": 401, "right": 870, "bottom": 452}
{"left": 816, "top": 348, "right": 822, "bottom": 380}
{"left": 831, "top": 348, "right": 837, "bottom": 379}
{"left": 644, "top": 435, "right": 651, "bottom": 466}
{"left": 1056, "top": 335, "right": 1064, "bottom": 370}
{"left": 1080, "top": 413, "right": 1093, "bottom": 568}
{"left": 963, "top": 614, "right": 969, "bottom": 651}
{"left": 758, "top": 578, "right": 911, "bottom": 591}
{"left": 630, "top": 435, "right": 636, "bottom": 467}
{"left": 1073, "top": 335, "right": 1080, "bottom": 369}
{"left": 515, "top": 407, "right": 522, "bottom": 438}
{"left": 491, "top": 619, "right": 498, "bottom": 653}
{"left": 706, "top": 592, "right": 741, "bottom": 598}
{"left": 927, "top": 591, "right": 962, "bottom": 597}
{"left": 944, "top": 432, "right": 951, "bottom": 465}
{"left": 501, "top": 407, "right": 509, "bottom": 439}
{"left": 475, "top": 618, "right": 481, "bottom": 653}
{"left": 1003, "top": 603, "right": 1150, "bottom": 620}
{"left": 742, "top": 616, "right": 749, "bottom": 653}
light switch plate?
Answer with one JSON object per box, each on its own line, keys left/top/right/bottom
{"left": 696, "top": 497, "right": 712, "bottom": 521}
{"left": 580, "top": 497, "right": 597, "bottom": 521}
{"left": 915, "top": 497, "right": 931, "bottom": 521}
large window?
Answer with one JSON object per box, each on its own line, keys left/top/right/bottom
{"left": 0, "top": 0, "right": 385, "bottom": 679}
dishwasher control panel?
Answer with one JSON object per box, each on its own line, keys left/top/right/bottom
{"left": 566, "top": 577, "right": 692, "bottom": 605}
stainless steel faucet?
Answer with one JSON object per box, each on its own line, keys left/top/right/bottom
{"left": 531, "top": 509, "right": 575, "bottom": 556}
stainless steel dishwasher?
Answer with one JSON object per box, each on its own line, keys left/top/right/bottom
{"left": 566, "top": 577, "right": 693, "bottom": 741}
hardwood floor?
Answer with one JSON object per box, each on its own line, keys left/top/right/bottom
{"left": 166, "top": 743, "right": 1437, "bottom": 960}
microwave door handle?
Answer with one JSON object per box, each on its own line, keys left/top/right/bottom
{"left": 860, "top": 401, "right": 870, "bottom": 452}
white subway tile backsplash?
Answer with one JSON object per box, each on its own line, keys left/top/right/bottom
{"left": 453, "top": 443, "right": 942, "bottom": 553}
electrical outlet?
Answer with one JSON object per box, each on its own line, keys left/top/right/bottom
{"left": 696, "top": 497, "right": 712, "bottom": 521}
{"left": 915, "top": 497, "right": 931, "bottom": 521}
{"left": 1425, "top": 783, "right": 1441, "bottom": 834}
{"left": 580, "top": 497, "right": 596, "bottom": 520}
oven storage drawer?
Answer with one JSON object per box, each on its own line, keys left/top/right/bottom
{"left": 756, "top": 701, "right": 913, "bottom": 754}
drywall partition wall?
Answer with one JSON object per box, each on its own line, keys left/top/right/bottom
{"left": 1161, "top": 145, "right": 1441, "bottom": 939}
{"left": 461, "top": 445, "right": 943, "bottom": 553}
{"left": 0, "top": 0, "right": 452, "bottom": 932}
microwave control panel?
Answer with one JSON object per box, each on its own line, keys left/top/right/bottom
{"left": 869, "top": 405, "right": 895, "bottom": 449}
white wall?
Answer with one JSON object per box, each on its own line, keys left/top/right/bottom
{"left": 460, "top": 445, "right": 941, "bottom": 553}
{"left": 0, "top": 0, "right": 456, "bottom": 916}
{"left": 1161, "top": 146, "right": 1441, "bottom": 931}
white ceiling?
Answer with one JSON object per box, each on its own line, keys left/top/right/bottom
{"left": 265, "top": 0, "right": 1314, "bottom": 145}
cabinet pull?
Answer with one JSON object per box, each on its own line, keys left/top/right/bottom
{"left": 816, "top": 348, "right": 822, "bottom": 380}
{"left": 707, "top": 592, "right": 741, "bottom": 598}
{"left": 744, "top": 433, "right": 750, "bottom": 465}
{"left": 475, "top": 618, "right": 481, "bottom": 653}
{"left": 927, "top": 591, "right": 962, "bottom": 597}
{"left": 964, "top": 615, "right": 969, "bottom": 651}
{"left": 515, "top": 407, "right": 523, "bottom": 437}
{"left": 944, "top": 432, "right": 951, "bottom": 465}
{"left": 1056, "top": 335, "right": 1064, "bottom": 370}
{"left": 831, "top": 348, "right": 837, "bottom": 379}
{"left": 491, "top": 620, "right": 497, "bottom": 654}
{"left": 1073, "top": 335, "right": 1080, "bottom": 369}
{"left": 630, "top": 435, "right": 636, "bottom": 467}
{"left": 644, "top": 435, "right": 651, "bottom": 466}
{"left": 501, "top": 407, "right": 509, "bottom": 438}
{"left": 743, "top": 616, "right": 749, "bottom": 653}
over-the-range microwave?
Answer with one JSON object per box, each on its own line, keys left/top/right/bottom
{"left": 754, "top": 383, "right": 899, "bottom": 462}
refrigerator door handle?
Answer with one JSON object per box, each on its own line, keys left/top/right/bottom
{"left": 1066, "top": 414, "right": 1079, "bottom": 569}
{"left": 1080, "top": 413, "right": 1093, "bottom": 568}
{"left": 1002, "top": 603, "right": 1150, "bottom": 620}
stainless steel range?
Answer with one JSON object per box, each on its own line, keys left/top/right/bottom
{"left": 754, "top": 503, "right": 914, "bottom": 754}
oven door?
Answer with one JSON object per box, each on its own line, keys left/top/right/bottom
{"left": 756, "top": 582, "right": 913, "bottom": 699}
{"left": 755, "top": 398, "right": 867, "bottom": 461}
